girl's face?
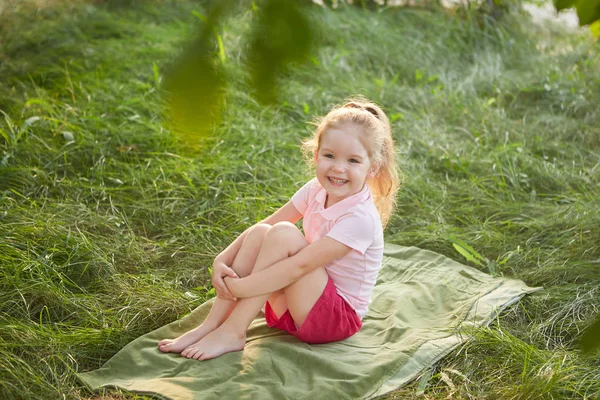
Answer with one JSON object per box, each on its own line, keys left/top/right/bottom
{"left": 315, "top": 123, "right": 374, "bottom": 208}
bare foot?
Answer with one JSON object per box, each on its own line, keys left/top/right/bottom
{"left": 158, "top": 324, "right": 217, "bottom": 353}
{"left": 180, "top": 325, "right": 246, "bottom": 360}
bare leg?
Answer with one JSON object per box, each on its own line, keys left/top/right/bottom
{"left": 181, "top": 222, "right": 328, "bottom": 360}
{"left": 158, "top": 224, "right": 271, "bottom": 353}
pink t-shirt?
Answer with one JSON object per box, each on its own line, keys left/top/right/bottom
{"left": 291, "top": 178, "right": 384, "bottom": 319}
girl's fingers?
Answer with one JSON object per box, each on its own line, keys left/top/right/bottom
{"left": 214, "top": 279, "right": 236, "bottom": 301}
{"left": 219, "top": 293, "right": 236, "bottom": 301}
{"left": 224, "top": 267, "right": 238, "bottom": 278}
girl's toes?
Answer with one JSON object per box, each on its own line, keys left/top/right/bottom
{"left": 158, "top": 341, "right": 173, "bottom": 352}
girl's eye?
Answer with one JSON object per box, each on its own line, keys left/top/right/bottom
{"left": 349, "top": 159, "right": 359, "bottom": 164}
{"left": 324, "top": 154, "right": 334, "bottom": 158}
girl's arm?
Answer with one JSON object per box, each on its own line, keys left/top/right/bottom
{"left": 225, "top": 237, "right": 351, "bottom": 298}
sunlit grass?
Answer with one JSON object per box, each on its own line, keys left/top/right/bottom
{"left": 1, "top": 1, "right": 599, "bottom": 398}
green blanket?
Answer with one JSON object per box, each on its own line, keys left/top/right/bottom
{"left": 78, "top": 244, "right": 541, "bottom": 399}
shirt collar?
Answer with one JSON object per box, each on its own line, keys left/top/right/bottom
{"left": 314, "top": 182, "right": 372, "bottom": 220}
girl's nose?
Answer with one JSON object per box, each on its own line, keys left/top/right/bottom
{"left": 333, "top": 161, "right": 345, "bottom": 172}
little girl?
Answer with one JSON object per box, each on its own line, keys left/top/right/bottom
{"left": 158, "top": 98, "right": 400, "bottom": 360}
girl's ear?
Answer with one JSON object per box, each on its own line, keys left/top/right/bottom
{"left": 368, "top": 164, "right": 380, "bottom": 179}
{"left": 314, "top": 150, "right": 318, "bottom": 163}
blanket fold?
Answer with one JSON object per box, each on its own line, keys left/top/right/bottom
{"left": 78, "top": 244, "right": 541, "bottom": 399}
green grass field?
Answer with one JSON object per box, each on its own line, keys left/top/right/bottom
{"left": 1, "top": 0, "right": 599, "bottom": 398}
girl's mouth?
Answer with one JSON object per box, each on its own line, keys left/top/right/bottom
{"left": 328, "top": 177, "right": 348, "bottom": 186}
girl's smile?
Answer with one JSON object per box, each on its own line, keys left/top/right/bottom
{"left": 328, "top": 177, "right": 348, "bottom": 186}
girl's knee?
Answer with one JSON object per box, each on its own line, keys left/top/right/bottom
{"left": 264, "top": 222, "right": 308, "bottom": 251}
{"left": 266, "top": 222, "right": 303, "bottom": 239}
{"left": 244, "top": 223, "right": 271, "bottom": 245}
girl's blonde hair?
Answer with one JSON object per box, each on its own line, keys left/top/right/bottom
{"left": 301, "top": 97, "right": 401, "bottom": 228}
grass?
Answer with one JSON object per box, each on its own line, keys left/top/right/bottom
{"left": 1, "top": 0, "right": 599, "bottom": 398}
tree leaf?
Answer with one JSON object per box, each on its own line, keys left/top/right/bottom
{"left": 575, "top": 0, "right": 600, "bottom": 26}
{"left": 555, "top": 0, "right": 600, "bottom": 26}
{"left": 163, "top": 1, "right": 237, "bottom": 149}
{"left": 164, "top": 38, "right": 225, "bottom": 148}
{"left": 580, "top": 314, "right": 600, "bottom": 353}
{"left": 247, "top": 0, "right": 314, "bottom": 104}
{"left": 591, "top": 19, "right": 600, "bottom": 36}
{"left": 555, "top": 0, "right": 577, "bottom": 12}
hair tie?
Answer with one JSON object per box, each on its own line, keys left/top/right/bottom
{"left": 363, "top": 106, "right": 379, "bottom": 120}
{"left": 343, "top": 102, "right": 380, "bottom": 120}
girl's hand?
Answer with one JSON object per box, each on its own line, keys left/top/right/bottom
{"left": 212, "top": 262, "right": 239, "bottom": 301}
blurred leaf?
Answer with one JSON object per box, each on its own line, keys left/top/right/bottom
{"left": 554, "top": 0, "right": 600, "bottom": 26}
{"left": 555, "top": 0, "right": 577, "bottom": 11}
{"left": 580, "top": 314, "right": 600, "bottom": 353}
{"left": 163, "top": 0, "right": 237, "bottom": 149}
{"left": 575, "top": 0, "right": 600, "bottom": 25}
{"left": 591, "top": 19, "right": 600, "bottom": 36}
{"left": 164, "top": 38, "right": 225, "bottom": 148}
{"left": 247, "top": 0, "right": 314, "bottom": 104}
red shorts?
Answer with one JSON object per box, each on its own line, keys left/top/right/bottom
{"left": 264, "top": 277, "right": 362, "bottom": 344}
